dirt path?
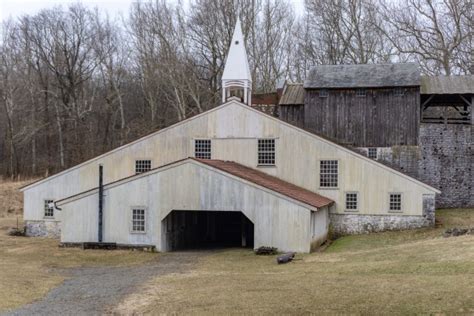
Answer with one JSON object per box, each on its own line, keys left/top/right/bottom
{"left": 6, "top": 251, "right": 204, "bottom": 316}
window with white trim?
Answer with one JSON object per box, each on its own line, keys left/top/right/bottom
{"left": 195, "top": 139, "right": 211, "bottom": 159}
{"left": 258, "top": 139, "right": 275, "bottom": 165}
{"left": 345, "top": 193, "right": 358, "bottom": 211}
{"left": 389, "top": 193, "right": 402, "bottom": 212}
{"left": 44, "top": 199, "right": 54, "bottom": 218}
{"left": 320, "top": 160, "right": 338, "bottom": 188}
{"left": 132, "top": 208, "right": 146, "bottom": 232}
{"left": 319, "top": 89, "right": 328, "bottom": 98}
{"left": 356, "top": 89, "right": 366, "bottom": 97}
{"left": 135, "top": 160, "right": 151, "bottom": 174}
{"left": 367, "top": 148, "right": 378, "bottom": 159}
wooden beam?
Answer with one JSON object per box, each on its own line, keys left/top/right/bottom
{"left": 421, "top": 95, "right": 435, "bottom": 110}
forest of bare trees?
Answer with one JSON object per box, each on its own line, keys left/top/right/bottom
{"left": 0, "top": 0, "right": 472, "bottom": 178}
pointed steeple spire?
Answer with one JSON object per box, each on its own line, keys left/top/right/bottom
{"left": 222, "top": 18, "right": 252, "bottom": 105}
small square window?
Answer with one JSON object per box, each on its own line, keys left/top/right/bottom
{"left": 135, "top": 160, "right": 151, "bottom": 174}
{"left": 258, "top": 139, "right": 275, "bottom": 165}
{"left": 394, "top": 87, "right": 405, "bottom": 96}
{"left": 44, "top": 199, "right": 54, "bottom": 218}
{"left": 319, "top": 89, "right": 328, "bottom": 98}
{"left": 346, "top": 193, "right": 358, "bottom": 211}
{"left": 367, "top": 148, "right": 378, "bottom": 159}
{"left": 195, "top": 139, "right": 211, "bottom": 159}
{"left": 320, "top": 160, "right": 338, "bottom": 188}
{"left": 132, "top": 208, "right": 146, "bottom": 233}
{"left": 356, "top": 89, "right": 366, "bottom": 97}
{"left": 389, "top": 193, "right": 402, "bottom": 212}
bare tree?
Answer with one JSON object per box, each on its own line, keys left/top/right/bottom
{"left": 380, "top": 0, "right": 472, "bottom": 75}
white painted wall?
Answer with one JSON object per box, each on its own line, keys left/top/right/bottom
{"left": 25, "top": 100, "right": 438, "bottom": 224}
{"left": 59, "top": 160, "right": 320, "bottom": 253}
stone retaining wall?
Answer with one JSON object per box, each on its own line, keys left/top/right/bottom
{"left": 330, "top": 195, "right": 435, "bottom": 235}
{"left": 25, "top": 220, "right": 61, "bottom": 238}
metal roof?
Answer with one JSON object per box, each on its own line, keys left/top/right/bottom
{"left": 279, "top": 83, "right": 304, "bottom": 105}
{"left": 420, "top": 75, "right": 474, "bottom": 94}
{"left": 304, "top": 63, "right": 420, "bottom": 89}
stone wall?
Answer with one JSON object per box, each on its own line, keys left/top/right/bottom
{"left": 25, "top": 220, "right": 61, "bottom": 238}
{"left": 330, "top": 195, "right": 435, "bottom": 235}
{"left": 358, "top": 124, "right": 473, "bottom": 208}
{"left": 418, "top": 124, "right": 473, "bottom": 208}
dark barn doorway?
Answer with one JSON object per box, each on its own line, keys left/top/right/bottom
{"left": 163, "top": 211, "right": 254, "bottom": 251}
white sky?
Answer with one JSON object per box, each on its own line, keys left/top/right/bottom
{"left": 0, "top": 0, "right": 305, "bottom": 22}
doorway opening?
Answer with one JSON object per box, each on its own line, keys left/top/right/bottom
{"left": 162, "top": 211, "right": 254, "bottom": 251}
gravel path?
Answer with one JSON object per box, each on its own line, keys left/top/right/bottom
{"left": 6, "top": 251, "right": 204, "bottom": 316}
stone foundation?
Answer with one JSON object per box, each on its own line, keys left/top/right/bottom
{"left": 330, "top": 196, "right": 435, "bottom": 235}
{"left": 25, "top": 220, "right": 61, "bottom": 238}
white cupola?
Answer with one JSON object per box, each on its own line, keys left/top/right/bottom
{"left": 222, "top": 18, "right": 252, "bottom": 105}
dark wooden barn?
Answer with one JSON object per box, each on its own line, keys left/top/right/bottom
{"left": 302, "top": 63, "right": 420, "bottom": 147}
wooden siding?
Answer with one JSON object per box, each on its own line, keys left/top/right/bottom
{"left": 60, "top": 161, "right": 316, "bottom": 253}
{"left": 24, "top": 101, "right": 437, "bottom": 226}
{"left": 279, "top": 105, "right": 304, "bottom": 128}
{"left": 304, "top": 88, "right": 420, "bottom": 147}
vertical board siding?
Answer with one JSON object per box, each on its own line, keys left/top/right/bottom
{"left": 304, "top": 88, "right": 420, "bottom": 147}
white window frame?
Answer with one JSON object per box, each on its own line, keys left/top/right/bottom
{"left": 319, "top": 160, "right": 339, "bottom": 188}
{"left": 130, "top": 207, "right": 147, "bottom": 234}
{"left": 257, "top": 138, "right": 276, "bottom": 166}
{"left": 345, "top": 192, "right": 359, "bottom": 212}
{"left": 388, "top": 193, "right": 403, "bottom": 213}
{"left": 44, "top": 199, "right": 54, "bottom": 219}
{"left": 135, "top": 159, "right": 152, "bottom": 174}
{"left": 194, "top": 139, "right": 211, "bottom": 159}
{"left": 367, "top": 148, "right": 378, "bottom": 159}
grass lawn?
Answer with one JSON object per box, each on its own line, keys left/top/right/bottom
{"left": 115, "top": 208, "right": 474, "bottom": 315}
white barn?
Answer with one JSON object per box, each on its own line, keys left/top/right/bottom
{"left": 20, "top": 20, "right": 440, "bottom": 253}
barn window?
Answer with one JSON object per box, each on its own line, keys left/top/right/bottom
{"left": 195, "top": 139, "right": 211, "bottom": 159}
{"left": 44, "top": 199, "right": 54, "bottom": 218}
{"left": 135, "top": 160, "right": 151, "bottom": 174}
{"left": 367, "top": 148, "right": 378, "bottom": 159}
{"left": 320, "top": 160, "right": 338, "bottom": 188}
{"left": 389, "top": 193, "right": 402, "bottom": 212}
{"left": 345, "top": 192, "right": 358, "bottom": 211}
{"left": 394, "top": 87, "right": 405, "bottom": 96}
{"left": 356, "top": 89, "right": 366, "bottom": 97}
{"left": 319, "top": 89, "right": 328, "bottom": 98}
{"left": 258, "top": 139, "right": 275, "bottom": 166}
{"left": 131, "top": 208, "right": 146, "bottom": 233}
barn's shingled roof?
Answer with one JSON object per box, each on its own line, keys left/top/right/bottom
{"left": 304, "top": 63, "right": 420, "bottom": 89}
{"left": 279, "top": 83, "right": 304, "bottom": 105}
{"left": 420, "top": 75, "right": 474, "bottom": 94}
{"left": 196, "top": 159, "right": 333, "bottom": 209}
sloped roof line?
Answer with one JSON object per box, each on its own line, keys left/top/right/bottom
{"left": 20, "top": 101, "right": 238, "bottom": 191}
{"left": 56, "top": 158, "right": 334, "bottom": 210}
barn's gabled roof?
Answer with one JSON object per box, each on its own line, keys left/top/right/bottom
{"left": 279, "top": 83, "right": 304, "bottom": 105}
{"left": 56, "top": 158, "right": 334, "bottom": 210}
{"left": 304, "top": 63, "right": 420, "bottom": 89}
{"left": 196, "top": 159, "right": 334, "bottom": 209}
{"left": 421, "top": 75, "right": 474, "bottom": 94}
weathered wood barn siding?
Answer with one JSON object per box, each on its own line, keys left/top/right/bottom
{"left": 58, "top": 160, "right": 324, "bottom": 253}
{"left": 279, "top": 105, "right": 304, "bottom": 127}
{"left": 304, "top": 87, "right": 420, "bottom": 147}
{"left": 23, "top": 100, "right": 438, "bottom": 230}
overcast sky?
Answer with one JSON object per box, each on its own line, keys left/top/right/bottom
{"left": 0, "top": 0, "right": 305, "bottom": 22}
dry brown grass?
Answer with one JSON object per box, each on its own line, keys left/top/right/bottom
{"left": 116, "top": 209, "right": 474, "bottom": 315}
{"left": 0, "top": 179, "right": 33, "bottom": 219}
{"left": 0, "top": 218, "right": 157, "bottom": 312}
